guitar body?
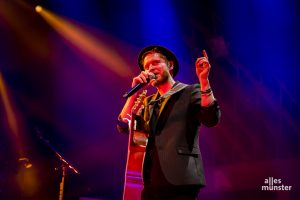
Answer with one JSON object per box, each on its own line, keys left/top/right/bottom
{"left": 123, "top": 91, "right": 148, "bottom": 200}
{"left": 123, "top": 131, "right": 146, "bottom": 200}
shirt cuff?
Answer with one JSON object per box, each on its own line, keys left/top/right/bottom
{"left": 117, "top": 116, "right": 129, "bottom": 129}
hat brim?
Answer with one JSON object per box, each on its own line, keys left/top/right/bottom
{"left": 138, "top": 45, "right": 179, "bottom": 77}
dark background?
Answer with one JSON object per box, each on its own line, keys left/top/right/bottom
{"left": 1, "top": 0, "right": 299, "bottom": 199}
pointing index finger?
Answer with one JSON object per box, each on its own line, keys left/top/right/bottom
{"left": 202, "top": 50, "right": 208, "bottom": 59}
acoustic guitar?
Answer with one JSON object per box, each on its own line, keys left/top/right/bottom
{"left": 123, "top": 90, "right": 148, "bottom": 200}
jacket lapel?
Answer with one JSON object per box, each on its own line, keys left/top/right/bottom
{"left": 148, "top": 92, "right": 159, "bottom": 125}
{"left": 148, "top": 82, "right": 188, "bottom": 131}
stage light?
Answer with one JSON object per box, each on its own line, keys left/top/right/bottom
{"left": 35, "top": 5, "right": 43, "bottom": 13}
{"left": 18, "top": 157, "right": 33, "bottom": 169}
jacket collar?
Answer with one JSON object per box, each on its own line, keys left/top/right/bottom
{"left": 148, "top": 82, "right": 188, "bottom": 124}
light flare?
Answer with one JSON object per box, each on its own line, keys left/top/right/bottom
{"left": 35, "top": 5, "right": 43, "bottom": 13}
{"left": 36, "top": 7, "right": 133, "bottom": 77}
{"left": 0, "top": 72, "right": 20, "bottom": 138}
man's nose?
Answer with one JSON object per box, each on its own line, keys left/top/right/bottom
{"left": 148, "top": 64, "right": 155, "bottom": 71}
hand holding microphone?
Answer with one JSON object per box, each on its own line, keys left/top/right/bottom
{"left": 123, "top": 71, "right": 156, "bottom": 98}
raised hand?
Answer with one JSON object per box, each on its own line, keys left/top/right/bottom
{"left": 195, "top": 50, "right": 211, "bottom": 80}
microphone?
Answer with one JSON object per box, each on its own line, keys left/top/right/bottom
{"left": 123, "top": 72, "right": 155, "bottom": 98}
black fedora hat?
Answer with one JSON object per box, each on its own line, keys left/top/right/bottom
{"left": 138, "top": 45, "right": 179, "bottom": 77}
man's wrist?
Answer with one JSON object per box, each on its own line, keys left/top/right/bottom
{"left": 199, "top": 78, "right": 210, "bottom": 90}
{"left": 200, "top": 88, "right": 212, "bottom": 96}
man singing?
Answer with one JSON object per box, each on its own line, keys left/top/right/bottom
{"left": 117, "top": 45, "right": 221, "bottom": 200}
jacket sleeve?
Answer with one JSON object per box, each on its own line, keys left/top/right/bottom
{"left": 116, "top": 115, "right": 129, "bottom": 134}
{"left": 199, "top": 100, "right": 221, "bottom": 127}
{"left": 190, "top": 84, "right": 221, "bottom": 127}
{"left": 116, "top": 99, "right": 149, "bottom": 134}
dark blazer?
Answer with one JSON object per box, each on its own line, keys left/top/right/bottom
{"left": 117, "top": 82, "right": 220, "bottom": 186}
{"left": 141, "top": 82, "right": 220, "bottom": 186}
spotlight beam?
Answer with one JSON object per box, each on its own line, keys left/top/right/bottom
{"left": 36, "top": 6, "right": 133, "bottom": 78}
{"left": 0, "top": 72, "right": 19, "bottom": 138}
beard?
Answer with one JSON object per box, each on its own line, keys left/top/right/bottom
{"left": 151, "top": 71, "right": 169, "bottom": 87}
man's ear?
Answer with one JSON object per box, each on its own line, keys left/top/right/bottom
{"left": 168, "top": 61, "right": 174, "bottom": 76}
{"left": 168, "top": 61, "right": 174, "bottom": 70}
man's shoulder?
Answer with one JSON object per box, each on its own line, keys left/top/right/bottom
{"left": 178, "top": 82, "right": 200, "bottom": 91}
{"left": 177, "top": 81, "right": 199, "bottom": 86}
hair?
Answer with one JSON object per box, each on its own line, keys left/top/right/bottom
{"left": 141, "top": 49, "right": 174, "bottom": 77}
{"left": 141, "top": 48, "right": 170, "bottom": 67}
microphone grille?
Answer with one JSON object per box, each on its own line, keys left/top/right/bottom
{"left": 149, "top": 72, "right": 156, "bottom": 80}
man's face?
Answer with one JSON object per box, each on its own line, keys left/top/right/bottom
{"left": 143, "top": 52, "right": 173, "bottom": 86}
